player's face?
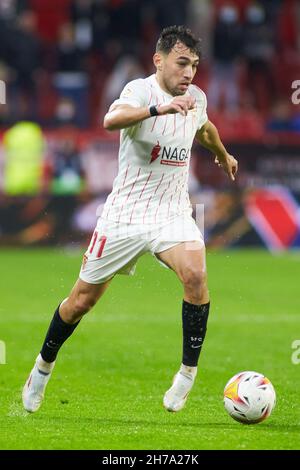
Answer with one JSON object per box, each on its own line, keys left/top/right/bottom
{"left": 155, "top": 42, "right": 200, "bottom": 96}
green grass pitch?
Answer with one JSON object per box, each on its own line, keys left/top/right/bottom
{"left": 0, "top": 248, "right": 299, "bottom": 450}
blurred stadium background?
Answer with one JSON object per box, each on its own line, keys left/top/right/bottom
{"left": 0, "top": 0, "right": 299, "bottom": 250}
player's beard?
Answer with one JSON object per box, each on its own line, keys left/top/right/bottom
{"left": 168, "top": 85, "right": 186, "bottom": 97}
{"left": 169, "top": 81, "right": 189, "bottom": 96}
{"left": 160, "top": 75, "right": 188, "bottom": 96}
{"left": 172, "top": 89, "right": 186, "bottom": 97}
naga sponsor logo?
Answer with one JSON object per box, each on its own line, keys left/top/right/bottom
{"left": 150, "top": 141, "right": 190, "bottom": 166}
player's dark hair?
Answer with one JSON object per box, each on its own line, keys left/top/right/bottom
{"left": 156, "top": 25, "right": 202, "bottom": 59}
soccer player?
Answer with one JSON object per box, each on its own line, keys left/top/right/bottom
{"left": 22, "top": 26, "right": 238, "bottom": 413}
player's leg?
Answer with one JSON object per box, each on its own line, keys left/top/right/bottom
{"left": 156, "top": 241, "right": 210, "bottom": 412}
{"left": 157, "top": 240, "right": 209, "bottom": 304}
{"left": 22, "top": 278, "right": 112, "bottom": 413}
{"left": 23, "top": 216, "right": 147, "bottom": 413}
{"left": 41, "top": 278, "right": 112, "bottom": 360}
{"left": 57, "top": 277, "right": 112, "bottom": 324}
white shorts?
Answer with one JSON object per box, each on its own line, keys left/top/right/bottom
{"left": 79, "top": 214, "right": 204, "bottom": 284}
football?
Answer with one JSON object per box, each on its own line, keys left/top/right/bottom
{"left": 223, "top": 371, "right": 276, "bottom": 424}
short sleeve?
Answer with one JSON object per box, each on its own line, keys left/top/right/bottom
{"left": 189, "top": 85, "right": 208, "bottom": 130}
{"left": 111, "top": 79, "right": 146, "bottom": 108}
{"left": 197, "top": 91, "right": 208, "bottom": 130}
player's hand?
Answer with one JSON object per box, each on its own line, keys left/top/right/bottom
{"left": 215, "top": 154, "right": 238, "bottom": 181}
{"left": 158, "top": 96, "right": 196, "bottom": 117}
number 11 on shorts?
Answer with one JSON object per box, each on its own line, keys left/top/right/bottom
{"left": 89, "top": 231, "right": 107, "bottom": 258}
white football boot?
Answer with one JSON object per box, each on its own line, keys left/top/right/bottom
{"left": 163, "top": 365, "right": 197, "bottom": 412}
{"left": 22, "top": 354, "right": 55, "bottom": 413}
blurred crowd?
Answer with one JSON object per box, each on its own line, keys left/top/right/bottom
{"left": 0, "top": 0, "right": 299, "bottom": 130}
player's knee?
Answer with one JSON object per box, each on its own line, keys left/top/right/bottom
{"left": 181, "top": 266, "right": 207, "bottom": 291}
{"left": 73, "top": 295, "right": 97, "bottom": 316}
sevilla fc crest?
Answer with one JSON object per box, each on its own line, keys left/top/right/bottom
{"left": 150, "top": 141, "right": 161, "bottom": 163}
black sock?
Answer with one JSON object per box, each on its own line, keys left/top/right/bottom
{"left": 182, "top": 300, "right": 210, "bottom": 367}
{"left": 40, "top": 305, "right": 81, "bottom": 363}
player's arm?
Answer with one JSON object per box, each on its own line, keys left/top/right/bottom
{"left": 195, "top": 120, "right": 238, "bottom": 181}
{"left": 103, "top": 104, "right": 152, "bottom": 131}
{"left": 103, "top": 96, "right": 196, "bottom": 131}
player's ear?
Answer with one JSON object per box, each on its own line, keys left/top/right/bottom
{"left": 153, "top": 52, "right": 163, "bottom": 71}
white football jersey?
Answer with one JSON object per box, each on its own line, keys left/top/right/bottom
{"left": 100, "top": 74, "right": 208, "bottom": 225}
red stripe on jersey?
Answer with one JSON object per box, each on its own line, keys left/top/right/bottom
{"left": 132, "top": 173, "right": 165, "bottom": 224}
{"left": 176, "top": 176, "right": 186, "bottom": 210}
{"left": 139, "top": 171, "right": 152, "bottom": 199}
{"left": 154, "top": 173, "right": 165, "bottom": 195}
{"left": 141, "top": 162, "right": 161, "bottom": 223}
{"left": 167, "top": 175, "right": 176, "bottom": 218}
{"left": 151, "top": 173, "right": 165, "bottom": 222}
{"left": 118, "top": 167, "right": 141, "bottom": 222}
{"left": 124, "top": 167, "right": 141, "bottom": 204}
{"left": 122, "top": 164, "right": 130, "bottom": 186}
{"left": 174, "top": 173, "right": 185, "bottom": 195}
{"left": 160, "top": 96, "right": 168, "bottom": 136}
{"left": 112, "top": 191, "right": 119, "bottom": 206}
{"left": 151, "top": 116, "right": 158, "bottom": 132}
{"left": 154, "top": 179, "right": 172, "bottom": 223}
{"left": 129, "top": 171, "right": 152, "bottom": 223}
{"left": 129, "top": 198, "right": 138, "bottom": 223}
{"left": 111, "top": 164, "right": 129, "bottom": 207}
{"left": 177, "top": 173, "right": 188, "bottom": 210}
{"left": 142, "top": 195, "right": 152, "bottom": 224}
{"left": 162, "top": 114, "right": 168, "bottom": 135}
